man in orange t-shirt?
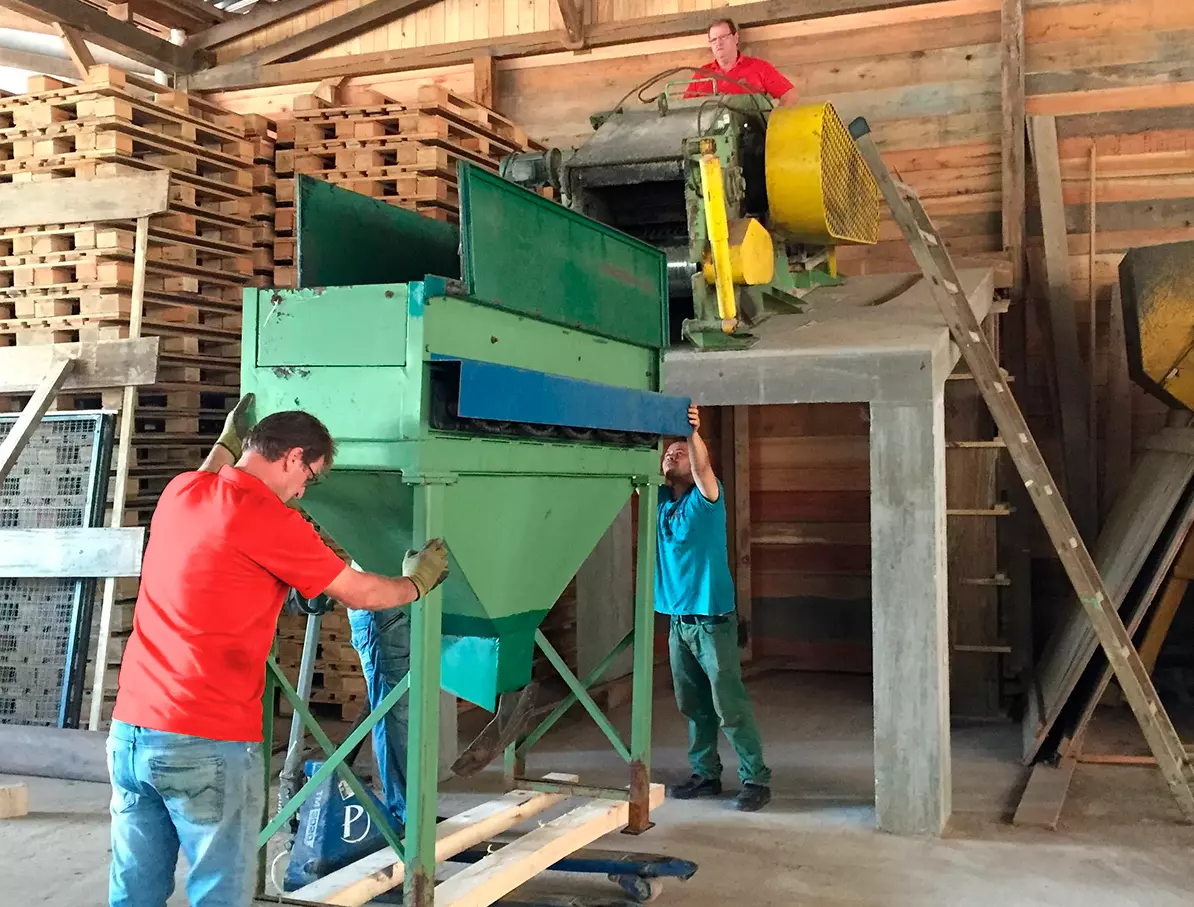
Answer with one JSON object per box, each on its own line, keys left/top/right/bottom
{"left": 107, "top": 401, "right": 449, "bottom": 907}
{"left": 684, "top": 18, "right": 798, "bottom": 106}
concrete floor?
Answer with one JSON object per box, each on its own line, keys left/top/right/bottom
{"left": 5, "top": 672, "right": 1194, "bottom": 906}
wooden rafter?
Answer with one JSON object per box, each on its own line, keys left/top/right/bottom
{"left": 1, "top": 0, "right": 198, "bottom": 71}
{"left": 0, "top": 44, "right": 79, "bottom": 79}
{"left": 554, "top": 0, "right": 584, "bottom": 48}
{"left": 184, "top": 0, "right": 329, "bottom": 51}
{"left": 230, "top": 0, "right": 442, "bottom": 67}
{"left": 111, "top": 0, "right": 226, "bottom": 33}
{"left": 54, "top": 21, "right": 94, "bottom": 78}
{"left": 187, "top": 0, "right": 949, "bottom": 91}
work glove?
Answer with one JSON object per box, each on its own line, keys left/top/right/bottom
{"left": 283, "top": 587, "right": 335, "bottom": 616}
{"left": 403, "top": 538, "right": 449, "bottom": 600}
{"left": 216, "top": 393, "right": 255, "bottom": 460}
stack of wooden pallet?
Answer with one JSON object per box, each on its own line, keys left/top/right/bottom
{"left": 242, "top": 114, "right": 278, "bottom": 289}
{"left": 0, "top": 67, "right": 253, "bottom": 528}
{"left": 0, "top": 67, "right": 257, "bottom": 725}
{"left": 271, "top": 84, "right": 545, "bottom": 287}
{"left": 275, "top": 609, "right": 368, "bottom": 720}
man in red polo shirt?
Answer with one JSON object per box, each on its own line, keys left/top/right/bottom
{"left": 685, "top": 18, "right": 797, "bottom": 105}
{"left": 107, "top": 400, "right": 449, "bottom": 907}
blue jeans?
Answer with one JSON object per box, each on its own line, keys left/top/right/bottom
{"left": 349, "top": 606, "right": 410, "bottom": 824}
{"left": 107, "top": 720, "right": 264, "bottom": 907}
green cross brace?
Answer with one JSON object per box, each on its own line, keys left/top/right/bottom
{"left": 517, "top": 630, "right": 634, "bottom": 755}
{"left": 533, "top": 629, "right": 632, "bottom": 763}
{"left": 259, "top": 656, "right": 409, "bottom": 858}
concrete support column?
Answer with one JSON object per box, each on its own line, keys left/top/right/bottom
{"left": 870, "top": 393, "right": 951, "bottom": 836}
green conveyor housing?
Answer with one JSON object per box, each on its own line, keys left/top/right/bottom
{"left": 243, "top": 167, "right": 684, "bottom": 710}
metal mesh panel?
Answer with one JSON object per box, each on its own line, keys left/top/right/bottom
{"left": 0, "top": 412, "right": 113, "bottom": 727}
{"left": 819, "top": 103, "right": 881, "bottom": 245}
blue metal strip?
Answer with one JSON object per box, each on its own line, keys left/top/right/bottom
{"left": 432, "top": 355, "right": 690, "bottom": 436}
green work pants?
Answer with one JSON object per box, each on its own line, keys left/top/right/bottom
{"left": 668, "top": 614, "right": 771, "bottom": 787}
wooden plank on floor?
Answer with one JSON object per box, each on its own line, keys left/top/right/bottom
{"left": 0, "top": 725, "right": 108, "bottom": 782}
{"left": 1013, "top": 756, "right": 1077, "bottom": 829}
{"left": 434, "top": 784, "right": 667, "bottom": 907}
{"left": 1021, "top": 435, "right": 1194, "bottom": 762}
{"left": 289, "top": 777, "right": 579, "bottom": 906}
{"left": 0, "top": 783, "right": 28, "bottom": 819}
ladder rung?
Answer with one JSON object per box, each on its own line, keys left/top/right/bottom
{"left": 919, "top": 228, "right": 939, "bottom": 247}
{"left": 960, "top": 574, "right": 1012, "bottom": 587}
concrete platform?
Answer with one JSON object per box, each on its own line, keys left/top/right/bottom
{"left": 663, "top": 269, "right": 996, "bottom": 406}
{"left": 664, "top": 269, "right": 998, "bottom": 838}
{"left": 4, "top": 673, "right": 1192, "bottom": 906}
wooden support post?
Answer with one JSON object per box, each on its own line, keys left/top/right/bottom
{"left": 472, "top": 53, "right": 495, "bottom": 109}
{"left": 1000, "top": 0, "right": 1025, "bottom": 307}
{"left": 1088, "top": 144, "right": 1099, "bottom": 529}
{"left": 732, "top": 406, "right": 752, "bottom": 659}
{"left": 1103, "top": 285, "right": 1132, "bottom": 519}
{"left": 88, "top": 215, "right": 150, "bottom": 731}
{"left": 870, "top": 395, "right": 950, "bottom": 835}
{"left": 1029, "top": 114, "right": 1094, "bottom": 542}
{"left": 0, "top": 357, "right": 77, "bottom": 486}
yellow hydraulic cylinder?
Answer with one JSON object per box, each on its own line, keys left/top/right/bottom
{"left": 698, "top": 153, "right": 738, "bottom": 332}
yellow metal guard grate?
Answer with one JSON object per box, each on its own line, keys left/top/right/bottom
{"left": 818, "top": 104, "right": 880, "bottom": 244}
{"left": 765, "top": 102, "right": 880, "bottom": 246}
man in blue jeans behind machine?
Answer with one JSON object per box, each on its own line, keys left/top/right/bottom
{"left": 657, "top": 404, "right": 772, "bottom": 811}
{"left": 348, "top": 598, "right": 411, "bottom": 827}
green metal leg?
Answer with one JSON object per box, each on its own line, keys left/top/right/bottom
{"left": 627, "top": 481, "right": 658, "bottom": 833}
{"left": 260, "top": 659, "right": 407, "bottom": 858}
{"left": 503, "top": 739, "right": 525, "bottom": 788}
{"left": 405, "top": 480, "right": 446, "bottom": 907}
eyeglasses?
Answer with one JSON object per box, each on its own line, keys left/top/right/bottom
{"left": 303, "top": 462, "right": 324, "bottom": 486}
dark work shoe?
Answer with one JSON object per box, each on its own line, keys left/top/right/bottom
{"left": 734, "top": 783, "right": 771, "bottom": 812}
{"left": 668, "top": 774, "right": 722, "bottom": 799}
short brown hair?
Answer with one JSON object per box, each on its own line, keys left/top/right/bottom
{"left": 244, "top": 410, "right": 336, "bottom": 467}
{"left": 708, "top": 17, "right": 738, "bottom": 36}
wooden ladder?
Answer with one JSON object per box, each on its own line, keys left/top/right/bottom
{"left": 848, "top": 116, "right": 1194, "bottom": 822}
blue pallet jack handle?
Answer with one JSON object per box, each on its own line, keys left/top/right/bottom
{"left": 450, "top": 844, "right": 698, "bottom": 903}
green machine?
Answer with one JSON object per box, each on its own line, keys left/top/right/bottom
{"left": 501, "top": 83, "right": 882, "bottom": 349}
{"left": 244, "top": 168, "right": 690, "bottom": 906}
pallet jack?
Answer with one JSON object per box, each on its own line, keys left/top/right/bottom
{"left": 274, "top": 608, "right": 698, "bottom": 906}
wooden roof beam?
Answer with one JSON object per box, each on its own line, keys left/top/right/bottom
{"left": 2, "top": 0, "right": 202, "bottom": 71}
{"left": 186, "top": 0, "right": 952, "bottom": 92}
{"left": 554, "top": 0, "right": 584, "bottom": 49}
{"left": 184, "top": 0, "right": 329, "bottom": 51}
{"left": 233, "top": 0, "right": 443, "bottom": 67}
{"left": 54, "top": 21, "right": 95, "bottom": 78}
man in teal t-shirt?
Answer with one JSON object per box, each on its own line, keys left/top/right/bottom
{"left": 656, "top": 404, "right": 771, "bottom": 811}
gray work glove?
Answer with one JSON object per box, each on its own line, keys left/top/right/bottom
{"left": 217, "top": 393, "right": 255, "bottom": 460}
{"left": 403, "top": 539, "right": 449, "bottom": 599}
